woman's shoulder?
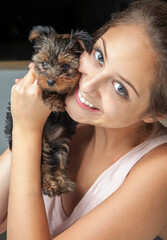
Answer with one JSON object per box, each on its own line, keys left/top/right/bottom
{"left": 118, "top": 142, "right": 167, "bottom": 238}
{"left": 125, "top": 141, "right": 167, "bottom": 211}
{"left": 127, "top": 140, "right": 167, "bottom": 190}
{"left": 130, "top": 141, "right": 167, "bottom": 174}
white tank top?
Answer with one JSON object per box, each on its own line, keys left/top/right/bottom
{"left": 43, "top": 135, "right": 167, "bottom": 239}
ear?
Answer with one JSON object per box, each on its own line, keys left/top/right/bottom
{"left": 143, "top": 113, "right": 167, "bottom": 123}
{"left": 72, "top": 30, "right": 94, "bottom": 54}
{"left": 28, "top": 25, "right": 56, "bottom": 42}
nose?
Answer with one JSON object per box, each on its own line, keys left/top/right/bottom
{"left": 47, "top": 78, "right": 55, "bottom": 87}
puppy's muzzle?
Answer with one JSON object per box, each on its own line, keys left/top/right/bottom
{"left": 47, "top": 78, "right": 56, "bottom": 87}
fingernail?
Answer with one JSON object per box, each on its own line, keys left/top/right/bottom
{"left": 15, "top": 78, "right": 19, "bottom": 83}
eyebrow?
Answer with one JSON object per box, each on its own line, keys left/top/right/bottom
{"left": 101, "top": 37, "right": 108, "bottom": 60}
{"left": 117, "top": 74, "right": 140, "bottom": 97}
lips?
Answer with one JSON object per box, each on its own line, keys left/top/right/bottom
{"left": 75, "top": 88, "right": 101, "bottom": 113}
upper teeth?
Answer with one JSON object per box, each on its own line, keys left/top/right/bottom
{"left": 78, "top": 89, "right": 96, "bottom": 109}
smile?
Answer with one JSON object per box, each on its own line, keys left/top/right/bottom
{"left": 75, "top": 88, "right": 101, "bottom": 113}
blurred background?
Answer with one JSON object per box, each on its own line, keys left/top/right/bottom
{"left": 1, "top": 0, "right": 164, "bottom": 239}
{"left": 0, "top": 0, "right": 136, "bottom": 61}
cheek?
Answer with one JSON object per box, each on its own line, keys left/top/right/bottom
{"left": 78, "top": 51, "right": 91, "bottom": 73}
{"left": 103, "top": 100, "right": 143, "bottom": 128}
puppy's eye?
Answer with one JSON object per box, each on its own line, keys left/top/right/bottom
{"left": 62, "top": 63, "right": 70, "bottom": 70}
{"left": 42, "top": 61, "right": 48, "bottom": 70}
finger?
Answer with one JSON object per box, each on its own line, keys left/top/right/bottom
{"left": 28, "top": 62, "right": 35, "bottom": 69}
{"left": 15, "top": 78, "right": 23, "bottom": 84}
{"left": 22, "top": 67, "right": 37, "bottom": 86}
{"left": 13, "top": 72, "right": 29, "bottom": 88}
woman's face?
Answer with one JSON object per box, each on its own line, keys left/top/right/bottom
{"left": 65, "top": 24, "right": 156, "bottom": 128}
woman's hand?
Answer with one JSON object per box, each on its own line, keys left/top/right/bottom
{"left": 11, "top": 64, "right": 51, "bottom": 133}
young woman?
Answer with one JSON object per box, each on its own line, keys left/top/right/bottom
{"left": 0, "top": 0, "right": 167, "bottom": 239}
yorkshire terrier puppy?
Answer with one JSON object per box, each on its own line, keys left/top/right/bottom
{"left": 5, "top": 25, "right": 93, "bottom": 197}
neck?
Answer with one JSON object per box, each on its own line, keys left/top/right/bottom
{"left": 90, "top": 123, "right": 145, "bottom": 157}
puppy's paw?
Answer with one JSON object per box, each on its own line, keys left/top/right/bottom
{"left": 42, "top": 174, "right": 75, "bottom": 197}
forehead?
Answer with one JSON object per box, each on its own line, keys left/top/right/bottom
{"left": 102, "top": 25, "right": 156, "bottom": 94}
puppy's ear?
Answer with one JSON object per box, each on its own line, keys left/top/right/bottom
{"left": 72, "top": 30, "right": 94, "bottom": 54}
{"left": 29, "top": 25, "right": 56, "bottom": 42}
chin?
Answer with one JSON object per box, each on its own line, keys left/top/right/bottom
{"left": 65, "top": 104, "right": 89, "bottom": 123}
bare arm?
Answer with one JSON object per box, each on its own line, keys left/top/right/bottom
{"left": 0, "top": 148, "right": 11, "bottom": 233}
{"left": 8, "top": 129, "right": 50, "bottom": 239}
{"left": 7, "top": 67, "right": 51, "bottom": 240}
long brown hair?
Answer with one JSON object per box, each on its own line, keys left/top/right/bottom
{"left": 95, "top": 0, "right": 167, "bottom": 140}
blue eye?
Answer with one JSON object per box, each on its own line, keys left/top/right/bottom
{"left": 113, "top": 81, "right": 128, "bottom": 98}
{"left": 94, "top": 48, "right": 104, "bottom": 65}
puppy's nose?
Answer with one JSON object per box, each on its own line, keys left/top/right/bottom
{"left": 47, "top": 79, "right": 55, "bottom": 87}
